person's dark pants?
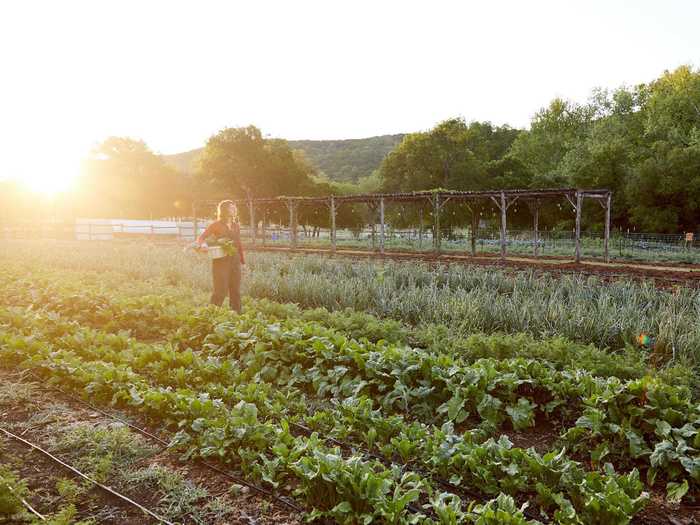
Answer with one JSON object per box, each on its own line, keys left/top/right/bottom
{"left": 210, "top": 256, "right": 241, "bottom": 312}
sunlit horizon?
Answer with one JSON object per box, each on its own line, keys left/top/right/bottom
{"left": 1, "top": 0, "right": 699, "bottom": 193}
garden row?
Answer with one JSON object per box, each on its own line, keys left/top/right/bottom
{"left": 2, "top": 288, "right": 687, "bottom": 516}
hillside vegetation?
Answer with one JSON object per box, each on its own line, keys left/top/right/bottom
{"left": 161, "top": 134, "right": 405, "bottom": 182}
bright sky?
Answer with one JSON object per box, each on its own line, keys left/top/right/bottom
{"left": 0, "top": 0, "right": 698, "bottom": 193}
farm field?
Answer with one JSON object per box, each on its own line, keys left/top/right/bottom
{"left": 1, "top": 240, "right": 699, "bottom": 524}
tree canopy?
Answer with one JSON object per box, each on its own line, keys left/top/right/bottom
{"left": 75, "top": 137, "right": 189, "bottom": 218}
{"left": 4, "top": 65, "right": 700, "bottom": 234}
{"left": 377, "top": 65, "right": 700, "bottom": 233}
{"left": 197, "top": 126, "right": 318, "bottom": 200}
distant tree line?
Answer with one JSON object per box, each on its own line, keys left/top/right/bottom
{"left": 379, "top": 66, "right": 700, "bottom": 233}
{"left": 3, "top": 65, "right": 698, "bottom": 234}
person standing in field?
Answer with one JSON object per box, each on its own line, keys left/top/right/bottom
{"left": 196, "top": 200, "right": 246, "bottom": 311}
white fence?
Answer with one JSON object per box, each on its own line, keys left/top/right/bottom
{"left": 73, "top": 219, "right": 202, "bottom": 241}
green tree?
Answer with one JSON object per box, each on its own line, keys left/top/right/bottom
{"left": 380, "top": 118, "right": 486, "bottom": 192}
{"left": 509, "top": 98, "right": 593, "bottom": 186}
{"left": 78, "top": 137, "right": 187, "bottom": 218}
{"left": 622, "top": 66, "right": 700, "bottom": 232}
{"left": 198, "top": 126, "right": 316, "bottom": 200}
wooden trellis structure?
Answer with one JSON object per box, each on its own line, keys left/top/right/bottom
{"left": 195, "top": 188, "right": 612, "bottom": 263}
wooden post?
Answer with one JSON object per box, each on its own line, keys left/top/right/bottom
{"left": 575, "top": 191, "right": 582, "bottom": 263}
{"left": 288, "top": 199, "right": 297, "bottom": 249}
{"left": 330, "top": 196, "right": 337, "bottom": 253}
{"left": 192, "top": 205, "right": 198, "bottom": 243}
{"left": 418, "top": 207, "right": 423, "bottom": 249}
{"left": 261, "top": 208, "right": 266, "bottom": 246}
{"left": 368, "top": 202, "right": 376, "bottom": 251}
{"left": 470, "top": 208, "right": 478, "bottom": 256}
{"left": 500, "top": 191, "right": 507, "bottom": 260}
{"left": 379, "top": 197, "right": 385, "bottom": 254}
{"left": 533, "top": 200, "right": 540, "bottom": 258}
{"left": 433, "top": 194, "right": 441, "bottom": 254}
{"left": 604, "top": 193, "right": 611, "bottom": 263}
{"left": 248, "top": 198, "right": 256, "bottom": 245}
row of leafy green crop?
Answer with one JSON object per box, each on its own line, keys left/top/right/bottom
{"left": 0, "top": 314, "right": 650, "bottom": 524}
{"left": 2, "top": 264, "right": 698, "bottom": 503}
{"left": 1, "top": 300, "right": 687, "bottom": 512}
{"left": 1, "top": 278, "right": 696, "bottom": 454}
{"left": 3, "top": 242, "right": 700, "bottom": 371}
{"left": 2, "top": 270, "right": 698, "bottom": 501}
{"left": 1, "top": 267, "right": 693, "bottom": 394}
{"left": 190, "top": 313, "right": 700, "bottom": 497}
{"left": 0, "top": 325, "right": 580, "bottom": 525}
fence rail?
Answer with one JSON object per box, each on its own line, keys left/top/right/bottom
{"left": 2, "top": 220, "right": 698, "bottom": 264}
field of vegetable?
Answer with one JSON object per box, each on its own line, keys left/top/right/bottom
{"left": 1, "top": 240, "right": 699, "bottom": 524}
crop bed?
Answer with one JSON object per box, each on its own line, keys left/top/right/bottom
{"left": 245, "top": 245, "right": 700, "bottom": 289}
{"left": 1, "top": 252, "right": 699, "bottom": 524}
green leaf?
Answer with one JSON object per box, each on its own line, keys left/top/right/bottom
{"left": 506, "top": 398, "right": 536, "bottom": 430}
{"left": 655, "top": 420, "right": 672, "bottom": 438}
{"left": 666, "top": 480, "right": 688, "bottom": 503}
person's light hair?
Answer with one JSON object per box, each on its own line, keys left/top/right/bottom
{"left": 217, "top": 200, "right": 238, "bottom": 222}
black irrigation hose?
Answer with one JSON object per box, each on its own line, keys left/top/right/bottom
{"left": 25, "top": 367, "right": 517, "bottom": 519}
{"left": 26, "top": 371, "right": 304, "bottom": 513}
{"left": 21, "top": 349, "right": 533, "bottom": 518}
{"left": 28, "top": 370, "right": 427, "bottom": 516}
{"left": 293, "top": 421, "right": 547, "bottom": 522}
{"left": 0, "top": 426, "right": 174, "bottom": 525}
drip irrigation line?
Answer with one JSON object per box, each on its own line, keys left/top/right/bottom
{"left": 3, "top": 482, "right": 46, "bottom": 521}
{"left": 28, "top": 373, "right": 484, "bottom": 517}
{"left": 289, "top": 419, "right": 424, "bottom": 514}
{"left": 26, "top": 372, "right": 169, "bottom": 446}
{"left": 27, "top": 369, "right": 420, "bottom": 516}
{"left": 0, "top": 426, "right": 174, "bottom": 525}
{"left": 25, "top": 359, "right": 529, "bottom": 518}
{"left": 26, "top": 371, "right": 304, "bottom": 513}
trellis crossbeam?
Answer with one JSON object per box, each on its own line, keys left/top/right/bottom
{"left": 194, "top": 188, "right": 612, "bottom": 263}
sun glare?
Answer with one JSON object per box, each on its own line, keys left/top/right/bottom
{"left": 22, "top": 169, "right": 79, "bottom": 195}
{"left": 3, "top": 145, "right": 82, "bottom": 196}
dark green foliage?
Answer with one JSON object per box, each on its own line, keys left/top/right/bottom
{"left": 288, "top": 134, "right": 405, "bottom": 182}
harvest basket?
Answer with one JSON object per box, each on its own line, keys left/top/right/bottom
{"left": 207, "top": 246, "right": 227, "bottom": 259}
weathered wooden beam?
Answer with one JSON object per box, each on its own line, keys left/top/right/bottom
{"left": 604, "top": 193, "right": 611, "bottom": 263}
{"left": 330, "top": 197, "right": 337, "bottom": 253}
{"left": 433, "top": 194, "right": 441, "bottom": 254}
{"left": 379, "top": 197, "right": 385, "bottom": 255}
{"left": 533, "top": 200, "right": 540, "bottom": 258}
{"left": 247, "top": 198, "right": 256, "bottom": 245}
{"left": 287, "top": 199, "right": 297, "bottom": 249}
{"left": 471, "top": 211, "right": 478, "bottom": 257}
{"left": 499, "top": 191, "right": 507, "bottom": 260}
{"left": 192, "top": 204, "right": 198, "bottom": 243}
{"left": 261, "top": 208, "right": 266, "bottom": 246}
{"left": 418, "top": 207, "right": 423, "bottom": 249}
{"left": 366, "top": 202, "right": 377, "bottom": 251}
{"left": 196, "top": 188, "right": 612, "bottom": 209}
{"left": 575, "top": 190, "right": 582, "bottom": 263}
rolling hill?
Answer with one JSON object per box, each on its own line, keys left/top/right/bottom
{"left": 162, "top": 134, "right": 405, "bottom": 183}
